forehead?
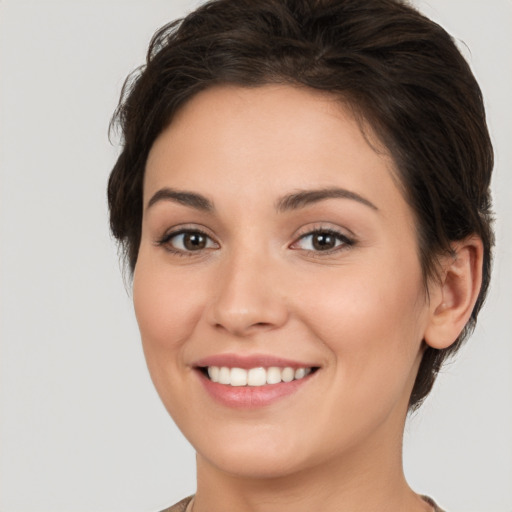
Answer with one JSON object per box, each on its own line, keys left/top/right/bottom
{"left": 144, "top": 84, "right": 404, "bottom": 218}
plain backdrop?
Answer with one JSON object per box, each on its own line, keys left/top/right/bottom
{"left": 0, "top": 1, "right": 511, "bottom": 511}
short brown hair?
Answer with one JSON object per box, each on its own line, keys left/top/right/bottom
{"left": 108, "top": 0, "right": 494, "bottom": 410}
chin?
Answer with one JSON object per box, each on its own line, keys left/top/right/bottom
{"left": 190, "top": 423, "right": 316, "bottom": 479}
{"left": 199, "top": 446, "right": 310, "bottom": 480}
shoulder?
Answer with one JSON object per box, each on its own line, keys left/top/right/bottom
{"left": 158, "top": 495, "right": 194, "bottom": 512}
{"left": 422, "top": 495, "right": 446, "bottom": 512}
{"left": 159, "top": 495, "right": 443, "bottom": 512}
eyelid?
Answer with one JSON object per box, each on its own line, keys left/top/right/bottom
{"left": 292, "top": 221, "right": 356, "bottom": 239}
{"left": 155, "top": 225, "right": 220, "bottom": 255}
{"left": 289, "top": 224, "right": 355, "bottom": 253}
{"left": 154, "top": 223, "right": 355, "bottom": 257}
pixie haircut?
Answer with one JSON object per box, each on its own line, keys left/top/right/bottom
{"left": 108, "top": 0, "right": 494, "bottom": 410}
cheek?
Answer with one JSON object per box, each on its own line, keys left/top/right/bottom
{"left": 132, "top": 252, "right": 213, "bottom": 424}
{"left": 132, "top": 254, "right": 205, "bottom": 359}
{"left": 300, "top": 262, "right": 424, "bottom": 334}
{"left": 294, "top": 260, "right": 427, "bottom": 393}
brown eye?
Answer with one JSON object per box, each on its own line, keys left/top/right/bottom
{"left": 311, "top": 232, "right": 337, "bottom": 251}
{"left": 293, "top": 229, "right": 353, "bottom": 253}
{"left": 183, "top": 232, "right": 207, "bottom": 250}
{"left": 160, "top": 230, "right": 218, "bottom": 253}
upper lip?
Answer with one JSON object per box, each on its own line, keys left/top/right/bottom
{"left": 193, "top": 353, "right": 318, "bottom": 370}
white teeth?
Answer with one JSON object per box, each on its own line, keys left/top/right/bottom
{"left": 294, "top": 367, "right": 306, "bottom": 379}
{"left": 230, "top": 367, "right": 248, "bottom": 386}
{"left": 218, "top": 366, "right": 231, "bottom": 385}
{"left": 247, "top": 367, "right": 267, "bottom": 386}
{"left": 281, "top": 367, "right": 295, "bottom": 382}
{"left": 205, "top": 365, "right": 313, "bottom": 386}
{"left": 207, "top": 366, "right": 219, "bottom": 383}
{"left": 266, "top": 366, "right": 282, "bottom": 385}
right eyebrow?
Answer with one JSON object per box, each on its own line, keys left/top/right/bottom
{"left": 275, "top": 187, "right": 378, "bottom": 213}
{"left": 146, "top": 187, "right": 214, "bottom": 212}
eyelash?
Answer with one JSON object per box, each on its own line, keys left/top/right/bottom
{"left": 155, "top": 228, "right": 218, "bottom": 257}
{"left": 291, "top": 228, "right": 355, "bottom": 256}
{"left": 155, "top": 227, "right": 355, "bottom": 257}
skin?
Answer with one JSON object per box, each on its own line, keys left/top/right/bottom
{"left": 133, "top": 85, "right": 481, "bottom": 512}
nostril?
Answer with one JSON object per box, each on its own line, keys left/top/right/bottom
{"left": 213, "top": 320, "right": 273, "bottom": 332}
{"left": 208, "top": 292, "right": 289, "bottom": 336}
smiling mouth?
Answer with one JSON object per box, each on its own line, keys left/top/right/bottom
{"left": 199, "top": 366, "right": 319, "bottom": 387}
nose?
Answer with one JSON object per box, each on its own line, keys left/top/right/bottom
{"left": 206, "top": 250, "right": 289, "bottom": 337}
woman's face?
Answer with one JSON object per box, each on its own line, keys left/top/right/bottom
{"left": 134, "top": 85, "right": 435, "bottom": 478}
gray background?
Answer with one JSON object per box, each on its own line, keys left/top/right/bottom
{"left": 1, "top": 1, "right": 510, "bottom": 511}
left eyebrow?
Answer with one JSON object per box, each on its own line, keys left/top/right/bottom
{"left": 146, "top": 187, "right": 214, "bottom": 212}
{"left": 275, "top": 187, "right": 379, "bottom": 212}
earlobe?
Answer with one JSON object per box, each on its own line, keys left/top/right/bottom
{"left": 424, "top": 236, "right": 484, "bottom": 350}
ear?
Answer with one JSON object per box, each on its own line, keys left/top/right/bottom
{"left": 424, "top": 236, "right": 484, "bottom": 350}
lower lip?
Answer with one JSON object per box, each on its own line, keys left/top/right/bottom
{"left": 196, "top": 370, "right": 314, "bottom": 408}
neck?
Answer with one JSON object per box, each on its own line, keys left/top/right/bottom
{"left": 192, "top": 410, "right": 430, "bottom": 512}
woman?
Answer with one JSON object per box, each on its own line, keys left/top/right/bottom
{"left": 108, "top": 0, "right": 494, "bottom": 510}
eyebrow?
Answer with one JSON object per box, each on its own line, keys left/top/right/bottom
{"left": 146, "top": 186, "right": 378, "bottom": 214}
{"left": 146, "top": 187, "right": 214, "bottom": 212}
{"left": 276, "top": 187, "right": 378, "bottom": 212}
